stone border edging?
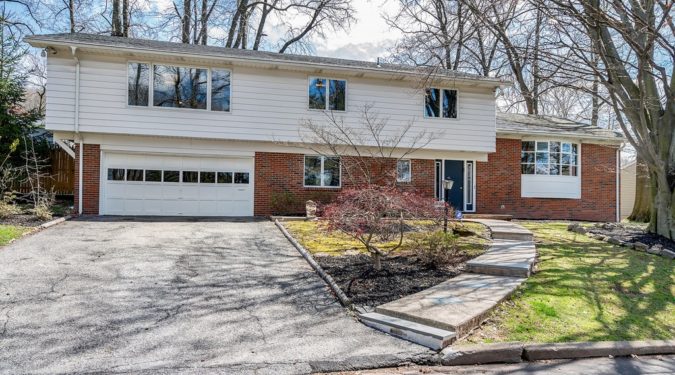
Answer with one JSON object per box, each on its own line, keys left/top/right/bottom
{"left": 568, "top": 223, "right": 675, "bottom": 260}
{"left": 12, "top": 215, "right": 72, "bottom": 244}
{"left": 274, "top": 219, "right": 353, "bottom": 308}
{"left": 440, "top": 340, "right": 675, "bottom": 365}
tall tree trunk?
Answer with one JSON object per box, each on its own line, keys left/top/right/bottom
{"left": 122, "top": 0, "right": 129, "bottom": 37}
{"left": 69, "top": 0, "right": 75, "bottom": 33}
{"left": 628, "top": 157, "right": 652, "bottom": 222}
{"left": 650, "top": 168, "right": 675, "bottom": 239}
{"left": 111, "top": 0, "right": 122, "bottom": 36}
{"left": 181, "top": 0, "right": 192, "bottom": 43}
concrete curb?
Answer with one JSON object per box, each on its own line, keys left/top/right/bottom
{"left": 439, "top": 340, "right": 675, "bottom": 365}
{"left": 274, "top": 219, "right": 353, "bottom": 308}
{"left": 39, "top": 215, "right": 71, "bottom": 229}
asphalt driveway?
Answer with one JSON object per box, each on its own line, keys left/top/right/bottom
{"left": 0, "top": 218, "right": 428, "bottom": 374}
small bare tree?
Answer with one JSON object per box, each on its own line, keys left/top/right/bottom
{"left": 299, "top": 104, "right": 437, "bottom": 186}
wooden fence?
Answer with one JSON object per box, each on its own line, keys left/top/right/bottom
{"left": 15, "top": 147, "right": 75, "bottom": 196}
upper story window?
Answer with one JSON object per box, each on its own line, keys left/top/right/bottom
{"left": 425, "top": 88, "right": 457, "bottom": 119}
{"left": 127, "top": 62, "right": 231, "bottom": 112}
{"left": 128, "top": 63, "right": 149, "bottom": 106}
{"left": 308, "top": 77, "right": 346, "bottom": 111}
{"left": 521, "top": 141, "right": 578, "bottom": 176}
{"left": 304, "top": 155, "right": 341, "bottom": 187}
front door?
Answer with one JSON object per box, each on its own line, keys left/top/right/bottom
{"left": 444, "top": 160, "right": 464, "bottom": 211}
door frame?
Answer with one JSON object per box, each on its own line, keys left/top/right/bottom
{"left": 435, "top": 159, "right": 476, "bottom": 213}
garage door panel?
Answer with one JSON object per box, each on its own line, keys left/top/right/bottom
{"left": 102, "top": 152, "right": 254, "bottom": 216}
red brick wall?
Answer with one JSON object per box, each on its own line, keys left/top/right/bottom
{"left": 254, "top": 152, "right": 435, "bottom": 216}
{"left": 74, "top": 144, "right": 100, "bottom": 215}
{"left": 476, "top": 138, "right": 618, "bottom": 222}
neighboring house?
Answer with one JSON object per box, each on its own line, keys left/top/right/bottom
{"left": 621, "top": 160, "right": 637, "bottom": 219}
{"left": 26, "top": 33, "right": 623, "bottom": 221}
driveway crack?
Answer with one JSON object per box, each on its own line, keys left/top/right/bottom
{"left": 0, "top": 305, "right": 14, "bottom": 338}
{"left": 242, "top": 303, "right": 268, "bottom": 345}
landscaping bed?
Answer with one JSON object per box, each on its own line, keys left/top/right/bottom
{"left": 284, "top": 220, "right": 490, "bottom": 308}
{"left": 582, "top": 222, "right": 675, "bottom": 251}
{"left": 460, "top": 221, "right": 674, "bottom": 344}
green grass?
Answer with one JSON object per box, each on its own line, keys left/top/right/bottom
{"left": 0, "top": 225, "right": 30, "bottom": 246}
{"left": 283, "top": 220, "right": 489, "bottom": 256}
{"left": 463, "top": 221, "right": 674, "bottom": 344}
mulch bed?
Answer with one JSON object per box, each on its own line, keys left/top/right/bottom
{"left": 315, "top": 253, "right": 473, "bottom": 308}
{"left": 0, "top": 214, "right": 48, "bottom": 227}
{"left": 586, "top": 223, "right": 675, "bottom": 251}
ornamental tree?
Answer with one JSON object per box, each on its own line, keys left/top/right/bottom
{"left": 322, "top": 186, "right": 442, "bottom": 271}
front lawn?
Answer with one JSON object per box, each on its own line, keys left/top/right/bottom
{"left": 462, "top": 221, "right": 674, "bottom": 344}
{"left": 0, "top": 225, "right": 30, "bottom": 246}
{"left": 284, "top": 219, "right": 490, "bottom": 307}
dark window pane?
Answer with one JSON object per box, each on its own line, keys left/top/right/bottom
{"left": 164, "top": 170, "right": 180, "bottom": 182}
{"left": 572, "top": 143, "right": 578, "bottom": 155}
{"left": 535, "top": 152, "right": 549, "bottom": 164}
{"left": 127, "top": 169, "right": 144, "bottom": 181}
{"left": 521, "top": 164, "right": 535, "bottom": 174}
{"left": 425, "top": 88, "right": 440, "bottom": 117}
{"left": 309, "top": 78, "right": 326, "bottom": 109}
{"left": 323, "top": 157, "right": 340, "bottom": 187}
{"left": 537, "top": 141, "right": 549, "bottom": 151}
{"left": 550, "top": 142, "right": 561, "bottom": 153}
{"left": 211, "top": 69, "right": 231, "bottom": 112}
{"left": 304, "top": 156, "right": 321, "bottom": 186}
{"left": 561, "top": 165, "right": 571, "bottom": 176}
{"left": 183, "top": 171, "right": 198, "bottom": 183}
{"left": 442, "top": 89, "right": 457, "bottom": 118}
{"left": 328, "top": 79, "right": 346, "bottom": 111}
{"left": 561, "top": 153, "right": 571, "bottom": 165}
{"left": 522, "top": 141, "right": 535, "bottom": 152}
{"left": 128, "top": 63, "right": 149, "bottom": 106}
{"left": 551, "top": 152, "right": 560, "bottom": 165}
{"left": 200, "top": 171, "right": 216, "bottom": 183}
{"left": 571, "top": 166, "right": 578, "bottom": 176}
{"left": 217, "top": 172, "right": 232, "bottom": 183}
{"left": 108, "top": 168, "right": 125, "bottom": 181}
{"left": 234, "top": 172, "right": 249, "bottom": 184}
{"left": 397, "top": 160, "right": 411, "bottom": 182}
{"left": 153, "top": 65, "right": 207, "bottom": 109}
{"left": 549, "top": 163, "right": 560, "bottom": 176}
{"left": 145, "top": 170, "right": 162, "bottom": 182}
{"left": 562, "top": 143, "right": 571, "bottom": 153}
{"left": 521, "top": 152, "right": 534, "bottom": 163}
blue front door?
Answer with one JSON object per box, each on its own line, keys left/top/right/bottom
{"left": 444, "top": 160, "right": 464, "bottom": 211}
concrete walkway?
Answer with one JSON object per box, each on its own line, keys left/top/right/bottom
{"left": 360, "top": 220, "right": 536, "bottom": 349}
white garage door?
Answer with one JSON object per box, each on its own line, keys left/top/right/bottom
{"left": 101, "top": 152, "right": 254, "bottom": 216}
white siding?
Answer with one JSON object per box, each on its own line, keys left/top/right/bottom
{"left": 521, "top": 175, "right": 581, "bottom": 199}
{"left": 46, "top": 55, "right": 496, "bottom": 153}
{"left": 621, "top": 162, "right": 636, "bottom": 219}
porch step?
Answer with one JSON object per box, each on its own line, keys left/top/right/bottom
{"left": 359, "top": 312, "right": 457, "bottom": 350}
{"left": 466, "top": 240, "right": 536, "bottom": 277}
{"left": 463, "top": 214, "right": 513, "bottom": 221}
{"left": 466, "top": 219, "right": 534, "bottom": 241}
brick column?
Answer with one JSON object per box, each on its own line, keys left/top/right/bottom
{"left": 73, "top": 144, "right": 101, "bottom": 215}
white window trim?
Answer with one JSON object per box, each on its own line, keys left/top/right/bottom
{"left": 307, "top": 76, "right": 348, "bottom": 112}
{"left": 423, "top": 87, "right": 460, "bottom": 120}
{"left": 464, "top": 160, "right": 476, "bottom": 212}
{"left": 126, "top": 61, "right": 233, "bottom": 113}
{"left": 303, "top": 155, "right": 342, "bottom": 188}
{"left": 396, "top": 159, "right": 412, "bottom": 183}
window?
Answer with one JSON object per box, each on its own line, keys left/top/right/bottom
{"left": 182, "top": 171, "right": 199, "bottom": 183}
{"left": 308, "top": 77, "right": 346, "bottom": 111}
{"left": 211, "top": 69, "right": 231, "bottom": 112}
{"left": 164, "top": 170, "right": 180, "bottom": 183}
{"left": 145, "top": 170, "right": 162, "bottom": 182}
{"left": 304, "top": 156, "right": 340, "bottom": 187}
{"left": 217, "top": 172, "right": 233, "bottom": 183}
{"left": 425, "top": 88, "right": 457, "bottom": 118}
{"left": 128, "top": 63, "right": 149, "bottom": 106}
{"left": 108, "top": 168, "right": 125, "bottom": 181}
{"left": 397, "top": 160, "right": 411, "bottom": 183}
{"left": 521, "top": 141, "right": 578, "bottom": 176}
{"left": 127, "top": 169, "right": 144, "bottom": 181}
{"left": 153, "top": 65, "right": 207, "bottom": 109}
{"left": 200, "top": 171, "right": 216, "bottom": 183}
{"left": 234, "top": 172, "right": 250, "bottom": 184}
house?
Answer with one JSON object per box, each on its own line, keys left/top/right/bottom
{"left": 25, "top": 33, "right": 623, "bottom": 221}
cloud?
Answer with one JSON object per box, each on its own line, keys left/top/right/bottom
{"left": 315, "top": 40, "right": 396, "bottom": 61}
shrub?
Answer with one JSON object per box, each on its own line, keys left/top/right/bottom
{"left": 0, "top": 200, "right": 21, "bottom": 218}
{"left": 414, "top": 231, "right": 459, "bottom": 268}
{"left": 270, "top": 190, "right": 300, "bottom": 215}
{"left": 323, "top": 186, "right": 443, "bottom": 270}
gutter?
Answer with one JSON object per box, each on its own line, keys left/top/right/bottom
{"left": 24, "top": 37, "right": 507, "bottom": 88}
{"left": 70, "top": 46, "right": 83, "bottom": 215}
{"left": 496, "top": 130, "right": 625, "bottom": 145}
{"left": 616, "top": 149, "right": 621, "bottom": 222}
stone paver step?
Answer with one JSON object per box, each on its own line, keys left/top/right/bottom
{"left": 359, "top": 312, "right": 457, "bottom": 350}
{"left": 375, "top": 274, "right": 525, "bottom": 338}
{"left": 466, "top": 240, "right": 536, "bottom": 277}
{"left": 467, "top": 219, "right": 534, "bottom": 241}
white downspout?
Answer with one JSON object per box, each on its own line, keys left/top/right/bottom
{"left": 71, "top": 46, "right": 83, "bottom": 215}
{"left": 616, "top": 148, "right": 620, "bottom": 222}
